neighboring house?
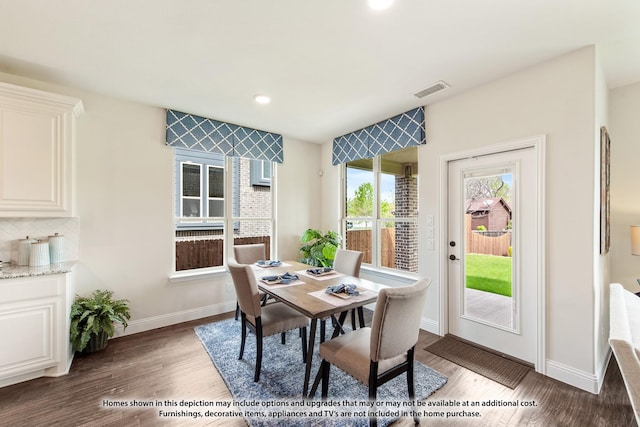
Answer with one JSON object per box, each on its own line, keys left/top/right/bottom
{"left": 465, "top": 197, "right": 511, "bottom": 231}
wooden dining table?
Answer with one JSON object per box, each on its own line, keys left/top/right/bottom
{"left": 249, "top": 260, "right": 387, "bottom": 397}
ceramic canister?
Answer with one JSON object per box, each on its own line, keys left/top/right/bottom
{"left": 29, "top": 241, "right": 50, "bottom": 267}
{"left": 17, "top": 236, "right": 37, "bottom": 266}
{"left": 48, "top": 233, "right": 65, "bottom": 264}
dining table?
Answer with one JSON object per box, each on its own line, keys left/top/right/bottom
{"left": 248, "top": 260, "right": 387, "bottom": 397}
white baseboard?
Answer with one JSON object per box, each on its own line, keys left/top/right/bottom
{"left": 545, "top": 353, "right": 610, "bottom": 394}
{"left": 421, "top": 317, "right": 440, "bottom": 335}
{"left": 112, "top": 301, "right": 236, "bottom": 338}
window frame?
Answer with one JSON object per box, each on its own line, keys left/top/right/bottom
{"left": 172, "top": 148, "right": 276, "bottom": 276}
{"left": 342, "top": 148, "right": 419, "bottom": 275}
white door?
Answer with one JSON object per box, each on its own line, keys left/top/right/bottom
{"left": 447, "top": 146, "right": 538, "bottom": 364}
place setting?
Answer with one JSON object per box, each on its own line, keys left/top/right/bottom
{"left": 259, "top": 272, "right": 304, "bottom": 288}
{"left": 309, "top": 282, "right": 376, "bottom": 306}
{"left": 252, "top": 259, "right": 291, "bottom": 268}
{"left": 296, "top": 267, "right": 345, "bottom": 280}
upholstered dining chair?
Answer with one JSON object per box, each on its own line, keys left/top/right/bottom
{"left": 228, "top": 259, "right": 309, "bottom": 382}
{"left": 319, "top": 278, "right": 431, "bottom": 427}
{"left": 332, "top": 248, "right": 365, "bottom": 330}
{"left": 233, "top": 243, "right": 267, "bottom": 320}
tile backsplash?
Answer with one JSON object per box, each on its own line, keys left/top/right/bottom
{"left": 0, "top": 217, "right": 79, "bottom": 263}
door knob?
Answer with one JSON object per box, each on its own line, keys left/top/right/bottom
{"left": 449, "top": 254, "right": 460, "bottom": 261}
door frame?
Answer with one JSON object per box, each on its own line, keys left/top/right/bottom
{"left": 438, "top": 134, "right": 546, "bottom": 373}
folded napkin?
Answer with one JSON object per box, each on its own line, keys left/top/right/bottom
{"left": 307, "top": 267, "right": 333, "bottom": 275}
{"left": 325, "top": 283, "right": 360, "bottom": 296}
{"left": 262, "top": 272, "right": 299, "bottom": 284}
{"left": 257, "top": 260, "right": 282, "bottom": 267}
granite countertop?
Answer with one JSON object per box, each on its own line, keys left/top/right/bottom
{"left": 0, "top": 262, "right": 75, "bottom": 279}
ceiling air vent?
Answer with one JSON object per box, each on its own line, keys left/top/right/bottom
{"left": 413, "top": 81, "right": 450, "bottom": 98}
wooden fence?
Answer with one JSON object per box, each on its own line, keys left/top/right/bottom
{"left": 346, "top": 228, "right": 395, "bottom": 268}
{"left": 175, "top": 236, "right": 270, "bottom": 271}
{"left": 465, "top": 214, "right": 511, "bottom": 256}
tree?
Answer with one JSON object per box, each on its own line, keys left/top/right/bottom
{"left": 347, "top": 182, "right": 373, "bottom": 217}
{"left": 465, "top": 176, "right": 511, "bottom": 202}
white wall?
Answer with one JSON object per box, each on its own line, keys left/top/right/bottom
{"left": 610, "top": 81, "right": 640, "bottom": 296}
{"left": 0, "top": 71, "right": 320, "bottom": 334}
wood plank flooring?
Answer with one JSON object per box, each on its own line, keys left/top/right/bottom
{"left": 0, "top": 311, "right": 635, "bottom": 426}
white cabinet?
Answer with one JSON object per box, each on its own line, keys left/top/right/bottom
{"left": 0, "top": 82, "right": 83, "bottom": 217}
{"left": 0, "top": 271, "right": 75, "bottom": 387}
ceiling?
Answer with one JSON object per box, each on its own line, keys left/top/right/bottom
{"left": 1, "top": 0, "right": 639, "bottom": 143}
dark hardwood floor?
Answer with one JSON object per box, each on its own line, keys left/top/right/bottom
{"left": 0, "top": 311, "right": 635, "bottom": 426}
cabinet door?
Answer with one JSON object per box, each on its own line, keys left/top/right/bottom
{"left": 0, "top": 300, "right": 56, "bottom": 378}
{"left": 0, "top": 82, "right": 82, "bottom": 217}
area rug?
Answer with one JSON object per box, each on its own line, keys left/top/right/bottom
{"left": 425, "top": 336, "right": 530, "bottom": 389}
{"left": 195, "top": 319, "right": 447, "bottom": 427}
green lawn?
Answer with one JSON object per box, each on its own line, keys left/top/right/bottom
{"left": 465, "top": 253, "right": 512, "bottom": 297}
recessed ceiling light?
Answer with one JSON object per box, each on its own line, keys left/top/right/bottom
{"left": 368, "top": 0, "right": 394, "bottom": 11}
{"left": 254, "top": 94, "right": 271, "bottom": 105}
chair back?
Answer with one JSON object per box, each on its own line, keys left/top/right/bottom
{"left": 370, "top": 278, "right": 431, "bottom": 362}
{"left": 333, "top": 248, "right": 364, "bottom": 277}
{"left": 228, "top": 259, "right": 262, "bottom": 317}
{"left": 233, "top": 243, "right": 266, "bottom": 264}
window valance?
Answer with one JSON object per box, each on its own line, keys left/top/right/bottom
{"left": 165, "top": 109, "right": 283, "bottom": 163}
{"left": 331, "top": 107, "right": 425, "bottom": 165}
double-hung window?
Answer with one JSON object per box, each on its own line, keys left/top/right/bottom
{"left": 343, "top": 146, "right": 418, "bottom": 273}
{"left": 174, "top": 148, "right": 273, "bottom": 272}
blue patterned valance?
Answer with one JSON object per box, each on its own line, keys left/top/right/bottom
{"left": 332, "top": 107, "right": 425, "bottom": 165}
{"left": 166, "top": 109, "right": 283, "bottom": 163}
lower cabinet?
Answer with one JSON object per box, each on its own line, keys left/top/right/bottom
{"left": 0, "top": 272, "right": 74, "bottom": 387}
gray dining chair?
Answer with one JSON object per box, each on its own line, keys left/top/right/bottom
{"left": 319, "top": 278, "right": 431, "bottom": 427}
{"left": 228, "top": 259, "right": 309, "bottom": 382}
{"left": 233, "top": 243, "right": 267, "bottom": 320}
{"left": 332, "top": 248, "right": 365, "bottom": 330}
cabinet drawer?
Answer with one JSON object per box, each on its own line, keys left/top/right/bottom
{"left": 0, "top": 276, "right": 62, "bottom": 303}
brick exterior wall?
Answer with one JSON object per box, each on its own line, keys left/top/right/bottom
{"left": 236, "top": 158, "right": 272, "bottom": 238}
{"left": 394, "top": 174, "right": 418, "bottom": 272}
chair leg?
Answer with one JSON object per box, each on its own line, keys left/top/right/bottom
{"left": 254, "top": 319, "right": 263, "bottom": 382}
{"left": 235, "top": 301, "right": 240, "bottom": 320}
{"left": 407, "top": 347, "right": 419, "bottom": 425}
{"left": 300, "top": 327, "right": 308, "bottom": 362}
{"left": 239, "top": 315, "right": 247, "bottom": 359}
{"left": 369, "top": 361, "right": 378, "bottom": 427}
{"left": 281, "top": 332, "right": 286, "bottom": 345}
{"left": 351, "top": 309, "right": 357, "bottom": 330}
{"left": 358, "top": 306, "right": 365, "bottom": 328}
{"left": 320, "top": 319, "right": 326, "bottom": 343}
{"left": 321, "top": 360, "right": 330, "bottom": 399}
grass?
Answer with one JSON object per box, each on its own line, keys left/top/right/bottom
{"left": 465, "top": 253, "right": 512, "bottom": 297}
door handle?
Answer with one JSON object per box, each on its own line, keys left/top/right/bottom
{"left": 449, "top": 254, "right": 460, "bottom": 261}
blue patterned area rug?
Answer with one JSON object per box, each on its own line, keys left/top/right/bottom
{"left": 195, "top": 318, "right": 447, "bottom": 427}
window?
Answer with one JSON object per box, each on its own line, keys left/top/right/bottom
{"left": 343, "top": 146, "right": 418, "bottom": 273}
{"left": 174, "top": 148, "right": 273, "bottom": 272}
{"left": 250, "top": 159, "right": 271, "bottom": 186}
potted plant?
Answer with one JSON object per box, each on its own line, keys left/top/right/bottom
{"left": 70, "top": 289, "right": 130, "bottom": 354}
{"left": 299, "top": 228, "right": 342, "bottom": 267}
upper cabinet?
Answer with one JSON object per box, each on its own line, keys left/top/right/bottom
{"left": 0, "top": 82, "right": 83, "bottom": 217}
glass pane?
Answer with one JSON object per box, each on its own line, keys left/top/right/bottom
{"left": 381, "top": 220, "right": 418, "bottom": 272}
{"left": 182, "top": 198, "right": 200, "bottom": 217}
{"left": 463, "top": 170, "right": 514, "bottom": 329}
{"left": 346, "top": 159, "right": 373, "bottom": 218}
{"left": 208, "top": 166, "right": 224, "bottom": 198}
{"left": 262, "top": 161, "right": 271, "bottom": 180}
{"left": 234, "top": 157, "right": 272, "bottom": 217}
{"left": 345, "top": 220, "right": 372, "bottom": 264}
{"left": 175, "top": 228, "right": 224, "bottom": 271}
{"left": 380, "top": 147, "right": 418, "bottom": 218}
{"left": 233, "top": 219, "right": 272, "bottom": 258}
{"left": 182, "top": 163, "right": 201, "bottom": 197}
{"left": 208, "top": 199, "right": 224, "bottom": 217}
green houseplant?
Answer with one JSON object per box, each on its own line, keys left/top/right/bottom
{"left": 299, "top": 228, "right": 342, "bottom": 267}
{"left": 70, "top": 289, "right": 131, "bottom": 354}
